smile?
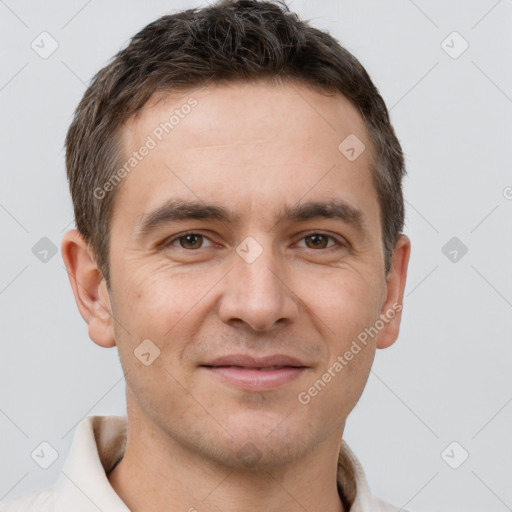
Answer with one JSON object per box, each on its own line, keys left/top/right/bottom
{"left": 201, "top": 365, "right": 307, "bottom": 391}
{"left": 200, "top": 354, "right": 308, "bottom": 392}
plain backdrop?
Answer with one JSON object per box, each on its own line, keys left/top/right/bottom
{"left": 1, "top": 1, "right": 511, "bottom": 511}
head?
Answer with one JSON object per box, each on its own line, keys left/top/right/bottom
{"left": 62, "top": 0, "right": 410, "bottom": 474}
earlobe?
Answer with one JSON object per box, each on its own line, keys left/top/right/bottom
{"left": 61, "top": 229, "right": 116, "bottom": 348}
{"left": 376, "top": 234, "right": 411, "bottom": 349}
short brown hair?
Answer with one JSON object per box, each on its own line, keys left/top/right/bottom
{"left": 65, "top": 0, "right": 406, "bottom": 288}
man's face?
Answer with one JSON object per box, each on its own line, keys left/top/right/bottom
{"left": 100, "top": 80, "right": 402, "bottom": 469}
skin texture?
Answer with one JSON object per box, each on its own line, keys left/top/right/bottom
{"left": 62, "top": 79, "right": 410, "bottom": 512}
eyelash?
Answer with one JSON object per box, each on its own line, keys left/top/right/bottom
{"left": 161, "top": 231, "right": 347, "bottom": 252}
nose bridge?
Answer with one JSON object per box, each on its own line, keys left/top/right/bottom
{"left": 218, "top": 234, "right": 298, "bottom": 331}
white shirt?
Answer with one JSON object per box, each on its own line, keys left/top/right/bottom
{"left": 0, "top": 415, "right": 407, "bottom": 512}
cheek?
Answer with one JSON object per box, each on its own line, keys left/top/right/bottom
{"left": 112, "top": 266, "right": 214, "bottom": 384}
{"left": 118, "top": 263, "right": 194, "bottom": 328}
{"left": 312, "top": 271, "right": 383, "bottom": 328}
{"left": 307, "top": 273, "right": 383, "bottom": 376}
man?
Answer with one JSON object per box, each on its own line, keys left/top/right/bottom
{"left": 1, "top": 0, "right": 411, "bottom": 510}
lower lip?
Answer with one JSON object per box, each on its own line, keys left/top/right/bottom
{"left": 202, "top": 366, "right": 306, "bottom": 391}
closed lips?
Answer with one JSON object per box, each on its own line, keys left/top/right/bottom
{"left": 200, "top": 354, "right": 308, "bottom": 369}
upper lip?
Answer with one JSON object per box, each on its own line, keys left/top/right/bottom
{"left": 201, "top": 354, "right": 308, "bottom": 368}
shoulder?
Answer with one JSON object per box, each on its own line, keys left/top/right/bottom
{"left": 0, "top": 486, "right": 53, "bottom": 512}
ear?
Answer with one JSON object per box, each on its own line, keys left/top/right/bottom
{"left": 376, "top": 234, "right": 411, "bottom": 349}
{"left": 61, "top": 229, "right": 116, "bottom": 348}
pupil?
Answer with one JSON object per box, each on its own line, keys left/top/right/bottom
{"left": 184, "top": 234, "right": 200, "bottom": 248}
{"left": 309, "top": 234, "right": 326, "bottom": 248}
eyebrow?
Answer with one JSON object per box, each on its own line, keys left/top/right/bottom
{"left": 134, "top": 198, "right": 367, "bottom": 240}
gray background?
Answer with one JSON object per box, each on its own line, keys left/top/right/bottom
{"left": 1, "top": 0, "right": 511, "bottom": 510}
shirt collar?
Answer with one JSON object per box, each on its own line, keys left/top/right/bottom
{"left": 54, "top": 416, "right": 128, "bottom": 512}
{"left": 53, "top": 415, "right": 382, "bottom": 512}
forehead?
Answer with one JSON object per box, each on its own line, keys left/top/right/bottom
{"left": 111, "top": 80, "right": 379, "bottom": 236}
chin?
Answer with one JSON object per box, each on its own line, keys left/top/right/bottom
{"left": 209, "top": 413, "right": 318, "bottom": 471}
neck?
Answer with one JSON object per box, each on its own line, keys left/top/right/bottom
{"left": 107, "top": 412, "right": 350, "bottom": 512}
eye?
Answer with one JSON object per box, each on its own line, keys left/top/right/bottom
{"left": 296, "top": 233, "right": 345, "bottom": 250}
{"left": 164, "top": 232, "right": 214, "bottom": 250}
{"left": 161, "top": 231, "right": 346, "bottom": 252}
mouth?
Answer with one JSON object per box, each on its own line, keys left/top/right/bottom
{"left": 200, "top": 354, "right": 308, "bottom": 391}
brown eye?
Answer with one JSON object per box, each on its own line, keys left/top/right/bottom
{"left": 178, "top": 234, "right": 204, "bottom": 249}
{"left": 163, "top": 233, "right": 214, "bottom": 250}
{"left": 301, "top": 233, "right": 339, "bottom": 250}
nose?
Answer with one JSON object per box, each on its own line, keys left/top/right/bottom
{"left": 217, "top": 241, "right": 299, "bottom": 332}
